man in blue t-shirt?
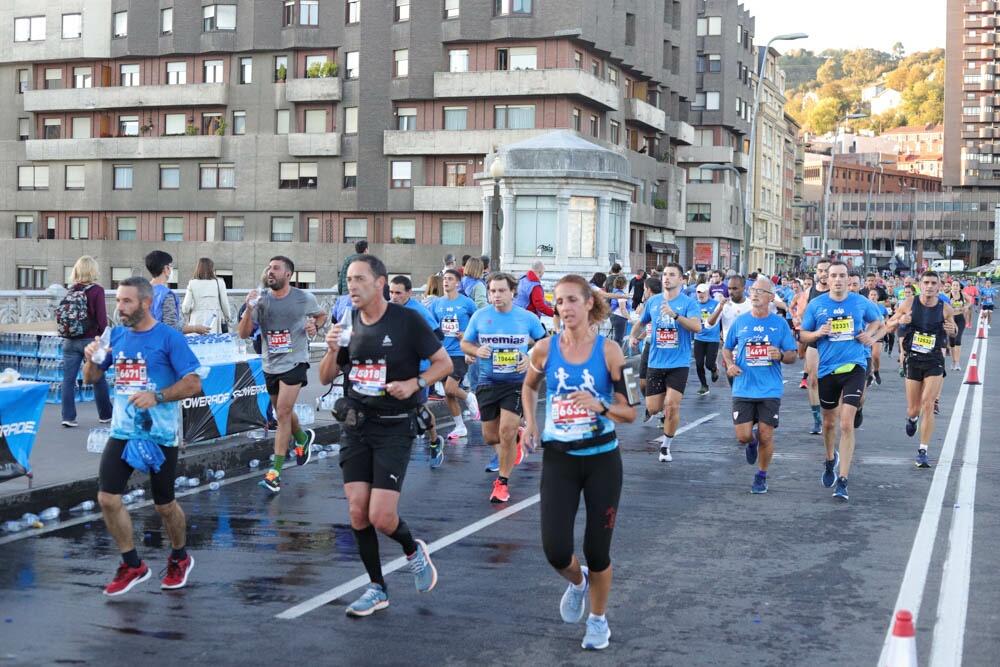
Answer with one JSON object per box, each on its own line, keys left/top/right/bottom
{"left": 430, "top": 269, "right": 480, "bottom": 439}
{"left": 628, "top": 262, "right": 703, "bottom": 463}
{"left": 82, "top": 276, "right": 202, "bottom": 597}
{"left": 801, "top": 261, "right": 885, "bottom": 502}
{"left": 462, "top": 273, "right": 546, "bottom": 504}
{"left": 980, "top": 278, "right": 997, "bottom": 325}
{"left": 692, "top": 284, "right": 721, "bottom": 396}
{"left": 723, "top": 278, "right": 798, "bottom": 494}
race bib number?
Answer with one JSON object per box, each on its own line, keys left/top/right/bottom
{"left": 655, "top": 327, "right": 679, "bottom": 349}
{"left": 267, "top": 329, "right": 292, "bottom": 354}
{"left": 115, "top": 358, "right": 148, "bottom": 395}
{"left": 349, "top": 360, "right": 387, "bottom": 396}
{"left": 911, "top": 331, "right": 936, "bottom": 355}
{"left": 828, "top": 315, "right": 855, "bottom": 342}
{"left": 441, "top": 316, "right": 460, "bottom": 337}
{"left": 551, "top": 393, "right": 596, "bottom": 438}
{"left": 746, "top": 342, "right": 771, "bottom": 367}
{"left": 491, "top": 348, "right": 520, "bottom": 374}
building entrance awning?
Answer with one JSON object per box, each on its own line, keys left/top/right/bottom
{"left": 646, "top": 241, "right": 679, "bottom": 254}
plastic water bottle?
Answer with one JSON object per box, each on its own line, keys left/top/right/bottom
{"left": 21, "top": 513, "right": 41, "bottom": 529}
{"left": 248, "top": 458, "right": 260, "bottom": 469}
{"left": 248, "top": 284, "right": 265, "bottom": 307}
{"left": 337, "top": 309, "right": 353, "bottom": 347}
{"left": 204, "top": 467, "right": 215, "bottom": 480}
{"left": 317, "top": 450, "right": 328, "bottom": 459}
{"left": 3, "top": 520, "right": 23, "bottom": 533}
{"left": 213, "top": 470, "right": 225, "bottom": 480}
{"left": 187, "top": 477, "right": 200, "bottom": 487}
{"left": 209, "top": 481, "right": 221, "bottom": 491}
{"left": 91, "top": 327, "right": 112, "bottom": 365}
{"left": 121, "top": 492, "right": 136, "bottom": 505}
{"left": 327, "top": 444, "right": 341, "bottom": 454}
{"left": 70, "top": 500, "right": 95, "bottom": 513}
{"left": 132, "top": 489, "right": 145, "bottom": 499}
{"left": 39, "top": 507, "right": 61, "bottom": 521}
{"left": 174, "top": 476, "right": 188, "bottom": 488}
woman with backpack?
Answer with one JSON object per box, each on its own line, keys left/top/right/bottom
{"left": 58, "top": 256, "right": 113, "bottom": 428}
{"left": 181, "top": 258, "right": 233, "bottom": 334}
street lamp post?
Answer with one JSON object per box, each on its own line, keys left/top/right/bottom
{"left": 905, "top": 186, "right": 918, "bottom": 272}
{"left": 821, "top": 112, "right": 868, "bottom": 260}
{"left": 792, "top": 201, "right": 819, "bottom": 268}
{"left": 862, "top": 160, "right": 895, "bottom": 271}
{"left": 702, "top": 163, "right": 743, "bottom": 273}
{"left": 744, "top": 32, "right": 808, "bottom": 275}
{"left": 488, "top": 156, "right": 504, "bottom": 274}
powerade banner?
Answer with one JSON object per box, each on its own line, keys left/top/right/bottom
{"left": 182, "top": 359, "right": 267, "bottom": 443}
{"left": 0, "top": 381, "right": 48, "bottom": 480}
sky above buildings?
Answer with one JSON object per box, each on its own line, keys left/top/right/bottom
{"left": 748, "top": 0, "right": 945, "bottom": 55}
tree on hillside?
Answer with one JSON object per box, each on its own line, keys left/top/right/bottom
{"left": 808, "top": 98, "right": 847, "bottom": 135}
{"left": 902, "top": 78, "right": 944, "bottom": 124}
{"left": 892, "top": 42, "right": 906, "bottom": 61}
{"left": 841, "top": 48, "right": 893, "bottom": 85}
{"left": 816, "top": 57, "right": 844, "bottom": 85}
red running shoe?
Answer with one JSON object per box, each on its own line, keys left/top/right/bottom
{"left": 161, "top": 554, "right": 194, "bottom": 590}
{"left": 103, "top": 562, "right": 150, "bottom": 597}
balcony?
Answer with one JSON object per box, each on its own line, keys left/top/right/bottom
{"left": 412, "top": 186, "right": 482, "bottom": 211}
{"left": 287, "top": 133, "right": 341, "bottom": 156}
{"left": 667, "top": 119, "right": 695, "bottom": 146}
{"left": 676, "top": 144, "right": 734, "bottom": 164}
{"left": 624, "top": 98, "right": 666, "bottom": 132}
{"left": 23, "top": 83, "right": 228, "bottom": 113}
{"left": 25, "top": 136, "right": 223, "bottom": 161}
{"left": 433, "top": 69, "right": 620, "bottom": 110}
{"left": 285, "top": 77, "right": 342, "bottom": 103}
{"left": 383, "top": 128, "right": 551, "bottom": 155}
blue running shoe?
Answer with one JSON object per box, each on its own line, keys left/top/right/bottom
{"left": 833, "top": 476, "right": 849, "bottom": 501}
{"left": 407, "top": 539, "right": 437, "bottom": 593}
{"left": 822, "top": 452, "right": 839, "bottom": 488}
{"left": 905, "top": 417, "right": 918, "bottom": 438}
{"left": 560, "top": 566, "right": 589, "bottom": 623}
{"left": 429, "top": 436, "right": 444, "bottom": 469}
{"left": 751, "top": 471, "right": 767, "bottom": 494}
{"left": 582, "top": 616, "right": 611, "bottom": 650}
{"left": 345, "top": 583, "right": 389, "bottom": 617}
{"left": 745, "top": 438, "right": 759, "bottom": 465}
{"left": 484, "top": 453, "right": 499, "bottom": 473}
{"left": 915, "top": 449, "right": 930, "bottom": 468}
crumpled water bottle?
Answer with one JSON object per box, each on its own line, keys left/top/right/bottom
{"left": 91, "top": 327, "right": 112, "bottom": 365}
{"left": 69, "top": 500, "right": 95, "bottom": 513}
{"left": 248, "top": 284, "right": 267, "bottom": 308}
{"left": 337, "top": 309, "right": 353, "bottom": 347}
{"left": 174, "top": 476, "right": 188, "bottom": 488}
{"left": 3, "top": 520, "right": 23, "bottom": 533}
{"left": 248, "top": 458, "right": 260, "bottom": 469}
{"left": 39, "top": 507, "right": 61, "bottom": 521}
{"left": 209, "top": 481, "right": 221, "bottom": 491}
{"left": 187, "top": 477, "right": 200, "bottom": 487}
{"left": 213, "top": 470, "right": 225, "bottom": 480}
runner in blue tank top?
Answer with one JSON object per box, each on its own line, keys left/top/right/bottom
{"left": 429, "top": 269, "right": 480, "bottom": 440}
{"left": 522, "top": 274, "right": 637, "bottom": 652}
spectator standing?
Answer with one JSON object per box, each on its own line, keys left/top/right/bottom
{"left": 144, "top": 251, "right": 207, "bottom": 335}
{"left": 181, "top": 258, "right": 233, "bottom": 333}
{"left": 514, "top": 260, "right": 555, "bottom": 318}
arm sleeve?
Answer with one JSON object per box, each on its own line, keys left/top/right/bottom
{"left": 530, "top": 286, "right": 554, "bottom": 316}
{"left": 723, "top": 320, "right": 738, "bottom": 351}
{"left": 779, "top": 320, "right": 797, "bottom": 351}
{"left": 220, "top": 279, "right": 233, "bottom": 320}
{"left": 409, "top": 310, "right": 444, "bottom": 361}
{"left": 168, "top": 330, "right": 202, "bottom": 378}
{"left": 181, "top": 285, "right": 193, "bottom": 317}
{"left": 161, "top": 293, "right": 184, "bottom": 331}
{"left": 90, "top": 285, "right": 108, "bottom": 331}
{"left": 472, "top": 283, "right": 488, "bottom": 309}
{"left": 801, "top": 302, "right": 817, "bottom": 331}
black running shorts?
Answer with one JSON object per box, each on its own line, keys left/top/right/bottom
{"left": 645, "top": 367, "right": 689, "bottom": 396}
{"left": 818, "top": 365, "right": 867, "bottom": 409}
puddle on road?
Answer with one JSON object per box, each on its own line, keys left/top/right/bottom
{"left": 97, "top": 625, "right": 185, "bottom": 640}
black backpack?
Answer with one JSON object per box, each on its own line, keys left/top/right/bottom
{"left": 55, "top": 284, "right": 94, "bottom": 338}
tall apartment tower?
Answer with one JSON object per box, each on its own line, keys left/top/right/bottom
{"left": 1, "top": 0, "right": 697, "bottom": 290}
{"left": 676, "top": 0, "right": 755, "bottom": 273}
{"left": 943, "top": 0, "right": 1000, "bottom": 187}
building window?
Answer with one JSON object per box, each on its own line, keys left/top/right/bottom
{"left": 202, "top": 113, "right": 222, "bottom": 135}
{"left": 45, "top": 68, "right": 62, "bottom": 90}
{"left": 271, "top": 217, "right": 294, "bottom": 242}
{"left": 509, "top": 47, "right": 537, "bottom": 70}
{"left": 494, "top": 0, "right": 531, "bottom": 16}
{"left": 443, "top": 107, "right": 468, "bottom": 130}
{"left": 73, "top": 66, "right": 92, "bottom": 88}
{"left": 441, "top": 219, "right": 465, "bottom": 244}
{"left": 223, "top": 217, "right": 244, "bottom": 241}
{"left": 15, "top": 216, "right": 34, "bottom": 239}
{"left": 276, "top": 109, "right": 290, "bottom": 134}
{"left": 572, "top": 108, "right": 580, "bottom": 131}
{"left": 204, "top": 5, "right": 237, "bottom": 31}
{"left": 392, "top": 218, "right": 416, "bottom": 244}
{"left": 167, "top": 62, "right": 187, "bottom": 85}
{"left": 696, "top": 55, "right": 706, "bottom": 73}
{"left": 18, "top": 118, "right": 29, "bottom": 140}
{"left": 120, "top": 64, "right": 140, "bottom": 87}
{"left": 232, "top": 111, "right": 246, "bottom": 135}
{"left": 514, "top": 196, "right": 557, "bottom": 256}
{"left": 71, "top": 117, "right": 91, "bottom": 138}
{"left": 495, "top": 104, "right": 535, "bottom": 129}
{"left": 203, "top": 60, "right": 224, "bottom": 83}
{"left": 307, "top": 217, "right": 320, "bottom": 242}
{"left": 686, "top": 203, "right": 711, "bottom": 222}
{"left": 397, "top": 107, "right": 416, "bottom": 130}
{"left": 301, "top": 0, "right": 319, "bottom": 25}
{"left": 165, "top": 114, "right": 186, "bottom": 136}
{"left": 14, "top": 16, "right": 46, "bottom": 42}
{"left": 65, "top": 165, "right": 85, "bottom": 190}
{"left": 444, "top": 0, "right": 460, "bottom": 19}
{"left": 346, "top": 51, "right": 359, "bottom": 79}
{"left": 589, "top": 115, "right": 599, "bottom": 137}
{"left": 696, "top": 16, "right": 722, "bottom": 36}
{"left": 567, "top": 197, "right": 597, "bottom": 258}
{"left": 391, "top": 161, "right": 412, "bottom": 188}
{"left": 118, "top": 115, "right": 139, "bottom": 137}
{"left": 283, "top": 1, "right": 295, "bottom": 26}
{"left": 394, "top": 49, "right": 409, "bottom": 78}
{"left": 344, "top": 107, "right": 359, "bottom": 133}
{"left": 625, "top": 13, "right": 636, "bottom": 45}
{"left": 705, "top": 91, "right": 720, "bottom": 110}
{"left": 160, "top": 165, "right": 180, "bottom": 189}
{"left": 592, "top": 59, "right": 600, "bottom": 77}
{"left": 69, "top": 216, "right": 89, "bottom": 240}
{"left": 610, "top": 120, "right": 620, "bottom": 144}
{"left": 395, "top": 0, "right": 410, "bottom": 22}
{"left": 275, "top": 55, "right": 288, "bottom": 81}
{"left": 110, "top": 268, "right": 132, "bottom": 288}
{"left": 239, "top": 57, "right": 253, "bottom": 84}
{"left": 113, "top": 166, "right": 133, "bottom": 190}
{"left": 161, "top": 8, "right": 173, "bottom": 34}
{"left": 117, "top": 217, "right": 137, "bottom": 241}
{"left": 43, "top": 118, "right": 61, "bottom": 139}
{"left": 343, "top": 162, "right": 357, "bottom": 188}
{"left": 163, "top": 217, "right": 184, "bottom": 241}
{"left": 18, "top": 166, "right": 49, "bottom": 191}
{"left": 449, "top": 49, "right": 469, "bottom": 73}
{"left": 113, "top": 11, "right": 127, "bottom": 38}
{"left": 200, "top": 164, "right": 235, "bottom": 189}
{"left": 279, "top": 162, "right": 318, "bottom": 189}
{"left": 344, "top": 218, "right": 367, "bottom": 243}
{"left": 346, "top": 0, "right": 360, "bottom": 24}
{"left": 17, "top": 266, "right": 47, "bottom": 290}
{"left": 62, "top": 13, "right": 82, "bottom": 39}
{"left": 305, "top": 54, "right": 328, "bottom": 75}
{"left": 304, "top": 109, "right": 327, "bottom": 133}
{"left": 445, "top": 162, "right": 468, "bottom": 186}
{"left": 608, "top": 67, "right": 618, "bottom": 86}
{"left": 17, "top": 69, "right": 29, "bottom": 94}
{"left": 709, "top": 54, "right": 722, "bottom": 72}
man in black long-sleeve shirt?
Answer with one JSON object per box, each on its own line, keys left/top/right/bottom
{"left": 628, "top": 268, "right": 647, "bottom": 311}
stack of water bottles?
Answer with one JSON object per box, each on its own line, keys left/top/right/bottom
{"left": 187, "top": 333, "right": 243, "bottom": 364}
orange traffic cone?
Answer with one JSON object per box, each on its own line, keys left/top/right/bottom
{"left": 977, "top": 323, "right": 986, "bottom": 339}
{"left": 965, "top": 353, "right": 982, "bottom": 385}
{"left": 884, "top": 610, "right": 918, "bottom": 667}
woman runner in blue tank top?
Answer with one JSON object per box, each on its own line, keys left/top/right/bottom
{"left": 522, "top": 274, "right": 637, "bottom": 651}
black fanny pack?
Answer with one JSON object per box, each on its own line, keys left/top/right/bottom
{"left": 541, "top": 430, "right": 617, "bottom": 453}
{"left": 332, "top": 397, "right": 413, "bottom": 428}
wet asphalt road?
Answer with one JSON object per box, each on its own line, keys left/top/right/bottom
{"left": 0, "top": 338, "right": 997, "bottom": 666}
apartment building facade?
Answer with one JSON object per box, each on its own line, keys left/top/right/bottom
{"left": 2, "top": 0, "right": 698, "bottom": 290}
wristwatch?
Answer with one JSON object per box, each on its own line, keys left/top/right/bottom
{"left": 416, "top": 376, "right": 427, "bottom": 389}
{"left": 154, "top": 390, "right": 166, "bottom": 404}
{"left": 598, "top": 399, "right": 611, "bottom": 416}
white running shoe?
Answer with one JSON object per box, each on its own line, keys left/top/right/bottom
{"left": 658, "top": 446, "right": 672, "bottom": 462}
{"left": 447, "top": 424, "right": 468, "bottom": 439}
{"left": 644, "top": 412, "right": 661, "bottom": 427}
{"left": 466, "top": 393, "right": 480, "bottom": 421}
